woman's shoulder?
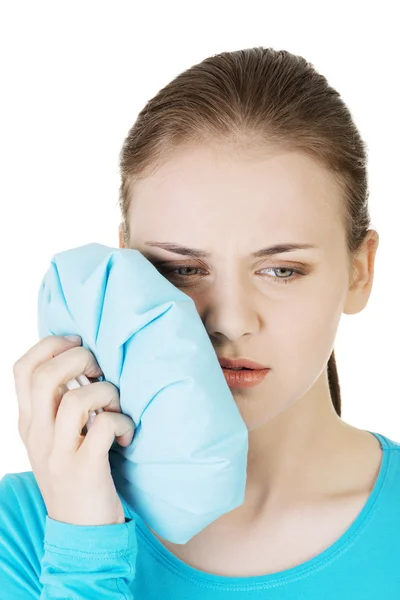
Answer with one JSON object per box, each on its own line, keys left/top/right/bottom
{"left": 0, "top": 470, "right": 47, "bottom": 547}
{"left": 369, "top": 431, "right": 400, "bottom": 486}
{"left": 1, "top": 470, "right": 46, "bottom": 515}
{"left": 366, "top": 431, "right": 400, "bottom": 515}
{"left": 371, "top": 430, "right": 400, "bottom": 452}
{"left": 1, "top": 469, "right": 43, "bottom": 489}
{"left": 0, "top": 471, "right": 46, "bottom": 596}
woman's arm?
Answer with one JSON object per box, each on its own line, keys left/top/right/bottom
{"left": 0, "top": 473, "right": 138, "bottom": 599}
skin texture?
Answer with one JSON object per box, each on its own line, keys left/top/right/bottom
{"left": 118, "top": 143, "right": 382, "bottom": 575}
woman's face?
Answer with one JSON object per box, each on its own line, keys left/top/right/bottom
{"left": 123, "top": 144, "right": 351, "bottom": 430}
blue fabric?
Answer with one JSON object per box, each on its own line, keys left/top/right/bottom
{"left": 1, "top": 431, "right": 399, "bottom": 598}
{"left": 36, "top": 242, "right": 248, "bottom": 544}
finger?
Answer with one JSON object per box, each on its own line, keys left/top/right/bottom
{"left": 53, "top": 381, "right": 128, "bottom": 456}
{"left": 77, "top": 376, "right": 122, "bottom": 414}
{"left": 13, "top": 335, "right": 85, "bottom": 435}
{"left": 80, "top": 411, "right": 135, "bottom": 459}
{"left": 30, "top": 345, "right": 103, "bottom": 436}
{"left": 65, "top": 375, "right": 104, "bottom": 432}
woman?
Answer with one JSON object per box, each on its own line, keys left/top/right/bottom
{"left": 1, "top": 47, "right": 399, "bottom": 598}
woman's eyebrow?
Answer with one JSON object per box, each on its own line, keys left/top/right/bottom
{"left": 144, "top": 241, "right": 317, "bottom": 259}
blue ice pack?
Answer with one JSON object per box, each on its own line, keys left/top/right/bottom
{"left": 37, "top": 243, "right": 248, "bottom": 543}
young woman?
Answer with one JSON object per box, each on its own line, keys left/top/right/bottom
{"left": 1, "top": 47, "right": 399, "bottom": 599}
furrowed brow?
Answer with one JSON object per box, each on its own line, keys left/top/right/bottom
{"left": 144, "top": 241, "right": 317, "bottom": 259}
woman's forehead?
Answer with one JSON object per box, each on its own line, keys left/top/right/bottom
{"left": 132, "top": 148, "right": 341, "bottom": 219}
{"left": 128, "top": 146, "right": 345, "bottom": 254}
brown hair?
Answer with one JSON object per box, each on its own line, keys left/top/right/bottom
{"left": 118, "top": 47, "right": 372, "bottom": 418}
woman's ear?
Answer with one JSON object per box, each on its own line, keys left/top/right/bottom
{"left": 343, "top": 229, "right": 379, "bottom": 315}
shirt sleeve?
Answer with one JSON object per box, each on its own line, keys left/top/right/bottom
{"left": 40, "top": 515, "right": 137, "bottom": 599}
{"left": 0, "top": 473, "right": 138, "bottom": 599}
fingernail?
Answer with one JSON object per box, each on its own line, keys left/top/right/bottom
{"left": 64, "top": 335, "right": 81, "bottom": 343}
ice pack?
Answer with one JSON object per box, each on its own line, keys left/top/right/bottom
{"left": 37, "top": 243, "right": 248, "bottom": 543}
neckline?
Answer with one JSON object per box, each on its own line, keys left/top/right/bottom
{"left": 131, "top": 430, "right": 390, "bottom": 590}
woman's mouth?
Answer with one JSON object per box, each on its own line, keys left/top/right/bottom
{"left": 222, "top": 366, "right": 270, "bottom": 388}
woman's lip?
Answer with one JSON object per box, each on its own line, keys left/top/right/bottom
{"left": 222, "top": 367, "right": 270, "bottom": 388}
{"left": 218, "top": 357, "right": 268, "bottom": 370}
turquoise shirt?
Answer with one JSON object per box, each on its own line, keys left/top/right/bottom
{"left": 1, "top": 430, "right": 399, "bottom": 598}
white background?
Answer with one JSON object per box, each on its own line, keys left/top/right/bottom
{"left": 0, "top": 1, "right": 398, "bottom": 478}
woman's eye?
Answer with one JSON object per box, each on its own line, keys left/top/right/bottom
{"left": 258, "top": 267, "right": 304, "bottom": 285}
{"left": 174, "top": 267, "right": 200, "bottom": 277}
{"left": 160, "top": 265, "right": 306, "bottom": 286}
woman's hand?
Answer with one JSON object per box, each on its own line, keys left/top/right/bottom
{"left": 13, "top": 334, "right": 135, "bottom": 526}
